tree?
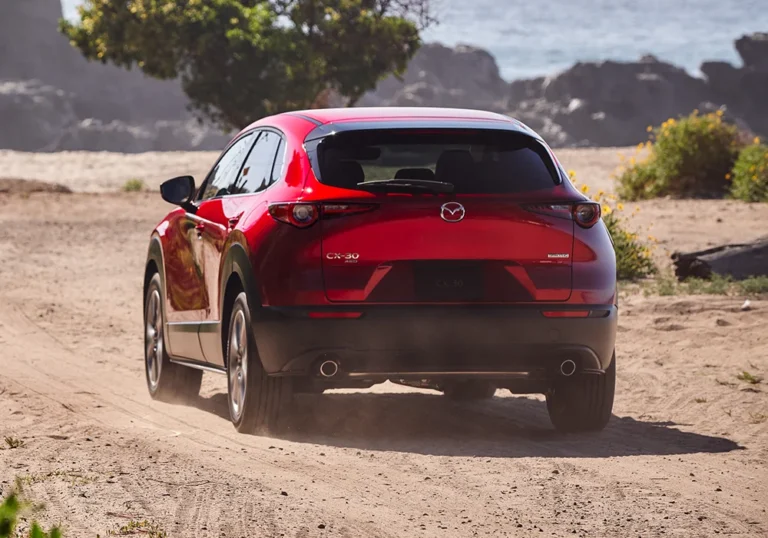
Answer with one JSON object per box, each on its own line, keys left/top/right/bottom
{"left": 60, "top": 0, "right": 435, "bottom": 131}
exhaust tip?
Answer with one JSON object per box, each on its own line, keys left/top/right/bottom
{"left": 560, "top": 359, "right": 577, "bottom": 377}
{"left": 319, "top": 360, "right": 340, "bottom": 378}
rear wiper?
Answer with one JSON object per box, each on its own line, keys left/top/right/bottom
{"left": 357, "top": 178, "right": 454, "bottom": 194}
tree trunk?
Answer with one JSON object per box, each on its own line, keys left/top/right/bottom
{"left": 671, "top": 237, "right": 768, "bottom": 281}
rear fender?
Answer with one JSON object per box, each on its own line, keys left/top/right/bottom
{"left": 570, "top": 220, "right": 617, "bottom": 304}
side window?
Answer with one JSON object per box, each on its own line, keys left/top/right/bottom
{"left": 269, "top": 138, "right": 287, "bottom": 187}
{"left": 200, "top": 132, "right": 256, "bottom": 200}
{"left": 233, "top": 130, "right": 283, "bottom": 195}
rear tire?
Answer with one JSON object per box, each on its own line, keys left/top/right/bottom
{"left": 442, "top": 380, "right": 497, "bottom": 400}
{"left": 144, "top": 273, "right": 202, "bottom": 402}
{"left": 546, "top": 352, "right": 616, "bottom": 433}
{"left": 226, "top": 291, "right": 293, "bottom": 434}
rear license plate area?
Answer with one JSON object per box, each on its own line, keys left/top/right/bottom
{"left": 413, "top": 261, "right": 484, "bottom": 302}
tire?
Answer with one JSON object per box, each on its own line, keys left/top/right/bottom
{"left": 442, "top": 380, "right": 497, "bottom": 400}
{"left": 226, "top": 291, "right": 292, "bottom": 434}
{"left": 546, "top": 352, "right": 616, "bottom": 433}
{"left": 144, "top": 273, "right": 202, "bottom": 402}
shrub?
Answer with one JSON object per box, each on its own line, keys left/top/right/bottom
{"left": 730, "top": 139, "right": 768, "bottom": 202}
{"left": 617, "top": 110, "right": 741, "bottom": 200}
{"left": 122, "top": 178, "right": 145, "bottom": 192}
{"left": 0, "top": 484, "right": 61, "bottom": 538}
{"left": 569, "top": 171, "right": 656, "bottom": 280}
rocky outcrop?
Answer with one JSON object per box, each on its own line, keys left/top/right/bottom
{"left": 0, "top": 0, "right": 765, "bottom": 151}
{"left": 506, "top": 56, "right": 716, "bottom": 146}
{"left": 0, "top": 0, "right": 227, "bottom": 152}
{"left": 702, "top": 32, "right": 768, "bottom": 137}
{"left": 0, "top": 80, "right": 78, "bottom": 151}
{"left": 361, "top": 34, "right": 766, "bottom": 147}
{"left": 359, "top": 43, "right": 508, "bottom": 112}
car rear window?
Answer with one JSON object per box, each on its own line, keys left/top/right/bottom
{"left": 315, "top": 129, "right": 559, "bottom": 193}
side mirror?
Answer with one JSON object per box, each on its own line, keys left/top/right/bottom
{"left": 160, "top": 176, "right": 197, "bottom": 213}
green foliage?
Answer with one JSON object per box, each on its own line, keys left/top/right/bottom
{"left": 737, "top": 371, "right": 763, "bottom": 384}
{"left": 4, "top": 437, "right": 24, "bottom": 449}
{"left": 568, "top": 170, "right": 656, "bottom": 280}
{"left": 61, "top": 0, "right": 431, "bottom": 130}
{"left": 603, "top": 213, "right": 656, "bottom": 280}
{"left": 645, "top": 273, "right": 768, "bottom": 296}
{"left": 106, "top": 520, "right": 166, "bottom": 537}
{"left": 122, "top": 179, "right": 145, "bottom": 192}
{"left": 730, "top": 140, "right": 768, "bottom": 202}
{"left": 617, "top": 111, "right": 742, "bottom": 200}
{"left": 0, "top": 485, "right": 61, "bottom": 538}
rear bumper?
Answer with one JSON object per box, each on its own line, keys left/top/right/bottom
{"left": 253, "top": 305, "right": 617, "bottom": 379}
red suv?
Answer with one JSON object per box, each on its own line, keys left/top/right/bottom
{"left": 144, "top": 107, "right": 617, "bottom": 435}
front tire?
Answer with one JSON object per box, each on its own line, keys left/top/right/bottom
{"left": 144, "top": 273, "right": 202, "bottom": 402}
{"left": 546, "top": 353, "right": 616, "bottom": 433}
{"left": 226, "top": 291, "right": 292, "bottom": 434}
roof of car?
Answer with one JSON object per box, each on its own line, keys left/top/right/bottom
{"left": 285, "top": 107, "right": 516, "bottom": 125}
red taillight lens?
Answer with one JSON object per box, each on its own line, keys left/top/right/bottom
{"left": 572, "top": 202, "right": 601, "bottom": 229}
{"left": 268, "top": 203, "right": 319, "bottom": 228}
{"left": 523, "top": 202, "right": 601, "bottom": 229}
{"left": 270, "top": 202, "right": 378, "bottom": 227}
{"left": 321, "top": 203, "right": 378, "bottom": 218}
{"left": 524, "top": 203, "right": 572, "bottom": 219}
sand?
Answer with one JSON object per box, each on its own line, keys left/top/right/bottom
{"left": 0, "top": 150, "right": 766, "bottom": 537}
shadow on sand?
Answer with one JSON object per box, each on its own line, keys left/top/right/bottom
{"left": 192, "top": 389, "right": 743, "bottom": 459}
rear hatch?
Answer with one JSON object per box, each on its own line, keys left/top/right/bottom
{"left": 314, "top": 128, "right": 574, "bottom": 304}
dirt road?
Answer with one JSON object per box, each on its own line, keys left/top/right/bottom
{"left": 1, "top": 188, "right": 767, "bottom": 537}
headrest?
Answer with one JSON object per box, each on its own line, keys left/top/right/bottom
{"left": 435, "top": 150, "right": 474, "bottom": 185}
{"left": 326, "top": 160, "right": 365, "bottom": 189}
{"left": 394, "top": 168, "right": 436, "bottom": 182}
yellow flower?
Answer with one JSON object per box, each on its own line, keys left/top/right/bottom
{"left": 646, "top": 125, "right": 653, "bottom": 132}
{"left": 617, "top": 203, "right": 624, "bottom": 211}
{"left": 716, "top": 110, "right": 724, "bottom": 117}
{"left": 725, "top": 173, "right": 731, "bottom": 181}
{"left": 751, "top": 165, "right": 757, "bottom": 172}
{"left": 754, "top": 137, "right": 761, "bottom": 145}
{"left": 580, "top": 184, "right": 589, "bottom": 194}
{"left": 568, "top": 169, "right": 576, "bottom": 179}
{"left": 629, "top": 157, "right": 636, "bottom": 165}
{"left": 597, "top": 189, "right": 605, "bottom": 198}
{"left": 602, "top": 205, "right": 612, "bottom": 215}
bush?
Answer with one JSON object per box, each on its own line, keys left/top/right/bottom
{"left": 617, "top": 110, "right": 741, "bottom": 200}
{"left": 730, "top": 139, "right": 768, "bottom": 202}
{"left": 0, "top": 484, "right": 61, "bottom": 538}
{"left": 122, "top": 179, "right": 145, "bottom": 192}
{"left": 569, "top": 171, "right": 656, "bottom": 280}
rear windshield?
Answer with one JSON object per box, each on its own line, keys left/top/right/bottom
{"left": 315, "top": 129, "right": 559, "bottom": 193}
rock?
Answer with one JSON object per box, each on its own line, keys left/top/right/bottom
{"left": 735, "top": 32, "right": 768, "bottom": 71}
{"left": 0, "top": 80, "right": 78, "bottom": 151}
{"left": 360, "top": 43, "right": 508, "bottom": 112}
{"left": 671, "top": 238, "right": 768, "bottom": 281}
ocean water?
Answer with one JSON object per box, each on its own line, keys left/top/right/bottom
{"left": 61, "top": 0, "right": 768, "bottom": 80}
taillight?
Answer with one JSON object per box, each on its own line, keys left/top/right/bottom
{"left": 321, "top": 203, "right": 378, "bottom": 218}
{"left": 572, "top": 202, "right": 601, "bottom": 228}
{"left": 269, "top": 202, "right": 378, "bottom": 228}
{"left": 268, "top": 203, "right": 319, "bottom": 228}
{"left": 523, "top": 202, "right": 601, "bottom": 229}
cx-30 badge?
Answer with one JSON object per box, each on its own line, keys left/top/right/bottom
{"left": 440, "top": 202, "right": 465, "bottom": 223}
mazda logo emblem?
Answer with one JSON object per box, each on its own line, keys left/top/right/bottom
{"left": 440, "top": 202, "right": 465, "bottom": 223}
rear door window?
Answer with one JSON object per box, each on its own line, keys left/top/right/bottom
{"left": 231, "top": 130, "right": 283, "bottom": 195}
{"left": 315, "top": 130, "right": 558, "bottom": 194}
